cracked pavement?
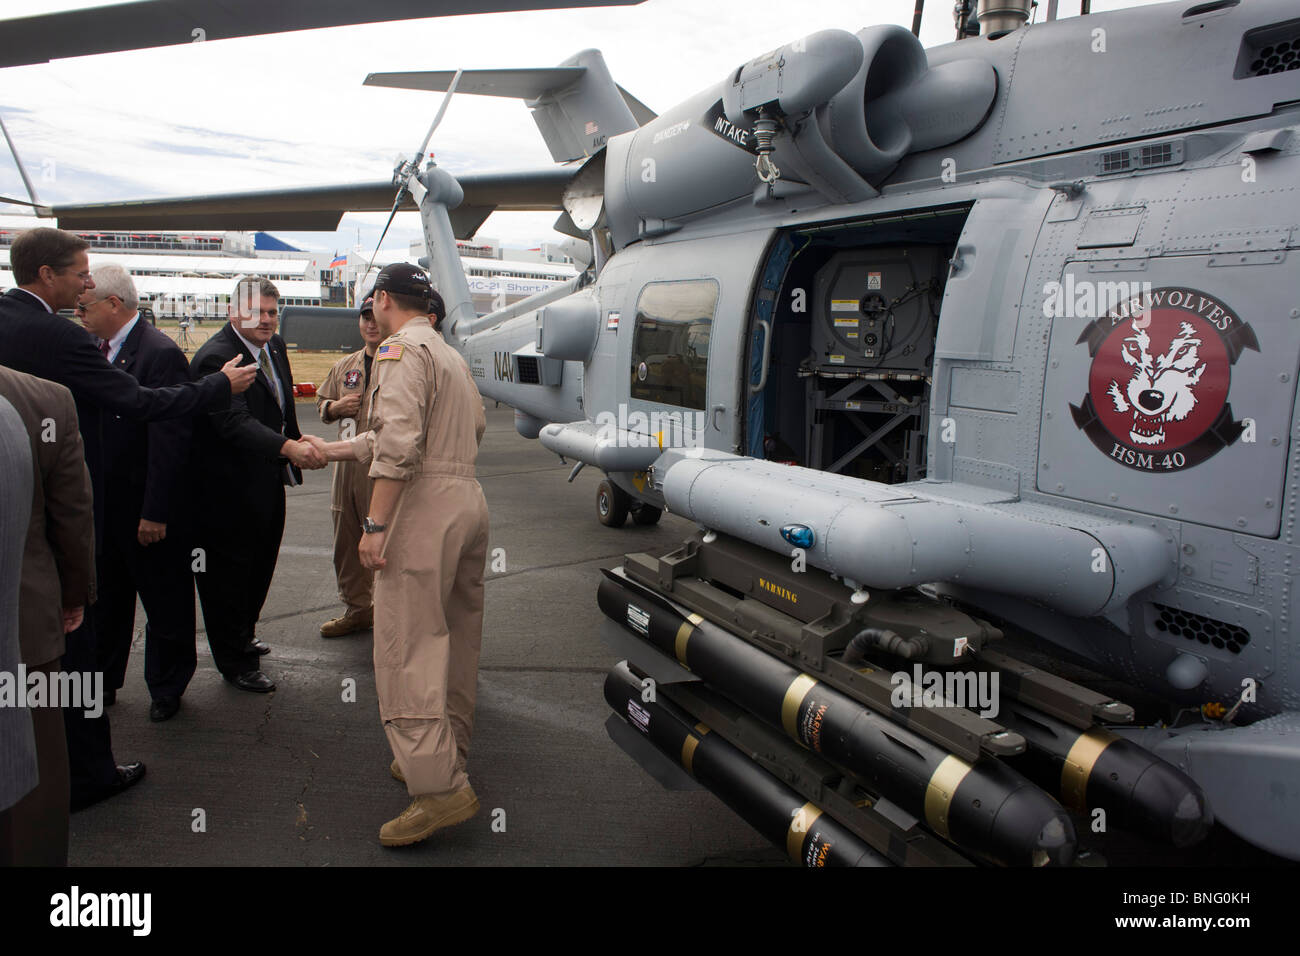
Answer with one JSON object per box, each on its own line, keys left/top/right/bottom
{"left": 67, "top": 402, "right": 781, "bottom": 866}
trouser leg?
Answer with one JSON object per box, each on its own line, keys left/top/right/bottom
{"left": 332, "top": 491, "right": 372, "bottom": 614}
{"left": 384, "top": 717, "right": 465, "bottom": 797}
{"left": 194, "top": 540, "right": 258, "bottom": 677}
{"left": 62, "top": 615, "right": 118, "bottom": 802}
{"left": 136, "top": 536, "right": 197, "bottom": 700}
{"left": 92, "top": 533, "right": 138, "bottom": 693}
{"left": 444, "top": 514, "right": 488, "bottom": 773}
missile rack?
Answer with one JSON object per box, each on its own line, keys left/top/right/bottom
{"left": 623, "top": 531, "right": 1135, "bottom": 761}
{"left": 601, "top": 530, "right": 1213, "bottom": 866}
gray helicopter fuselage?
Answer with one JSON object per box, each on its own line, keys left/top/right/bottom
{"left": 452, "top": 0, "right": 1300, "bottom": 730}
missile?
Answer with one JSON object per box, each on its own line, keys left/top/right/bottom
{"left": 598, "top": 570, "right": 1076, "bottom": 866}
{"left": 604, "top": 661, "right": 887, "bottom": 867}
{"left": 999, "top": 702, "right": 1214, "bottom": 847}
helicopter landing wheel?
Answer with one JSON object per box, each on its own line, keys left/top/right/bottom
{"left": 597, "top": 479, "right": 630, "bottom": 528}
{"left": 630, "top": 502, "right": 663, "bottom": 526}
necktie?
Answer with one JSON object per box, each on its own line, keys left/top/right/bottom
{"left": 98, "top": 339, "right": 110, "bottom": 359}
{"left": 258, "top": 349, "right": 283, "bottom": 409}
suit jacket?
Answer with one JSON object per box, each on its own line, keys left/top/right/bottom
{"left": 190, "top": 323, "right": 302, "bottom": 533}
{"left": 0, "top": 366, "right": 95, "bottom": 667}
{"left": 0, "top": 287, "right": 230, "bottom": 543}
{"left": 101, "top": 317, "right": 192, "bottom": 528}
{"left": 0, "top": 395, "right": 36, "bottom": 811}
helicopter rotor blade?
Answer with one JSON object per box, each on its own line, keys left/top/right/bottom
{"left": 365, "top": 69, "right": 463, "bottom": 276}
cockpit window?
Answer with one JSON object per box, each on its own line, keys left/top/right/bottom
{"left": 630, "top": 279, "right": 717, "bottom": 411}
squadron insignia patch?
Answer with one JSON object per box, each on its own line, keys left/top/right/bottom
{"left": 344, "top": 369, "right": 362, "bottom": 388}
{"left": 1070, "top": 287, "right": 1258, "bottom": 472}
{"left": 377, "top": 343, "right": 404, "bottom": 362}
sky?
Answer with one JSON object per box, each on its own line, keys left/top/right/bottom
{"left": 0, "top": 0, "right": 1169, "bottom": 257}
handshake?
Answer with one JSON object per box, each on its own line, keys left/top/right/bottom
{"left": 281, "top": 435, "right": 329, "bottom": 470}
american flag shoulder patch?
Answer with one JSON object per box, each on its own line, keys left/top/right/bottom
{"left": 377, "top": 343, "right": 404, "bottom": 362}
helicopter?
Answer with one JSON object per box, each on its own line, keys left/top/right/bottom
{"left": 5, "top": 0, "right": 1300, "bottom": 865}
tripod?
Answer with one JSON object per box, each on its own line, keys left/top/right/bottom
{"left": 173, "top": 318, "right": 207, "bottom": 352}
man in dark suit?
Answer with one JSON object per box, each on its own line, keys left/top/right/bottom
{"left": 0, "top": 366, "right": 95, "bottom": 864}
{"left": 190, "top": 276, "right": 325, "bottom": 692}
{"left": 78, "top": 264, "right": 196, "bottom": 723}
{"left": 0, "top": 227, "right": 257, "bottom": 811}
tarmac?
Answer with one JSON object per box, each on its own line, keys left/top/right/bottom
{"left": 68, "top": 401, "right": 784, "bottom": 866}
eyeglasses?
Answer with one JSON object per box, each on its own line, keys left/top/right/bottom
{"left": 74, "top": 295, "right": 117, "bottom": 313}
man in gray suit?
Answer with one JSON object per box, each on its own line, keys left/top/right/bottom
{"left": 0, "top": 396, "right": 36, "bottom": 837}
{"left": 0, "top": 366, "right": 96, "bottom": 865}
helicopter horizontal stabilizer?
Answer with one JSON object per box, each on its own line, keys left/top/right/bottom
{"left": 366, "top": 49, "right": 653, "bottom": 163}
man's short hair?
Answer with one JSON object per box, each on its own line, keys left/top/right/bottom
{"left": 10, "top": 228, "right": 89, "bottom": 286}
{"left": 231, "top": 276, "right": 280, "bottom": 314}
{"left": 428, "top": 289, "right": 446, "bottom": 323}
{"left": 384, "top": 290, "right": 430, "bottom": 315}
{"left": 90, "top": 263, "right": 139, "bottom": 313}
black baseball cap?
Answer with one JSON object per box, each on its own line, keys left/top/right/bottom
{"left": 359, "top": 295, "right": 375, "bottom": 314}
{"left": 372, "top": 262, "right": 433, "bottom": 299}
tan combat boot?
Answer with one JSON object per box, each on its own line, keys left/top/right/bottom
{"left": 390, "top": 759, "right": 405, "bottom": 783}
{"left": 379, "top": 786, "right": 480, "bottom": 847}
{"left": 320, "top": 606, "right": 373, "bottom": 638}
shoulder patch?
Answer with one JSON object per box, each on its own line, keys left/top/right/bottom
{"left": 377, "top": 343, "right": 404, "bottom": 362}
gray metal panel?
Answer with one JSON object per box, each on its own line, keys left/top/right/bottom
{"left": 616, "top": 229, "right": 774, "bottom": 456}
{"left": 1077, "top": 207, "right": 1145, "bottom": 248}
{"left": 948, "top": 367, "right": 1021, "bottom": 413}
{"left": 935, "top": 193, "right": 1054, "bottom": 363}
{"left": 1038, "top": 255, "right": 1298, "bottom": 536}
{"left": 990, "top": 0, "right": 1300, "bottom": 164}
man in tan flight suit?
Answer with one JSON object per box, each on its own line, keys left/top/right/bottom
{"left": 316, "top": 296, "right": 384, "bottom": 637}
{"left": 305, "top": 263, "right": 489, "bottom": 847}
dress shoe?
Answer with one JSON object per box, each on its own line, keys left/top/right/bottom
{"left": 245, "top": 639, "right": 271, "bottom": 655}
{"left": 225, "top": 670, "right": 276, "bottom": 693}
{"left": 70, "top": 762, "right": 146, "bottom": 812}
{"left": 320, "top": 606, "right": 374, "bottom": 638}
{"left": 379, "top": 785, "right": 479, "bottom": 847}
{"left": 390, "top": 759, "right": 405, "bottom": 784}
{"left": 149, "top": 696, "right": 181, "bottom": 722}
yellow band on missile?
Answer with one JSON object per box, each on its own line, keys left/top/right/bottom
{"left": 681, "top": 734, "right": 700, "bottom": 777}
{"left": 1061, "top": 728, "right": 1117, "bottom": 810}
{"left": 924, "top": 755, "right": 973, "bottom": 839}
{"left": 787, "top": 803, "right": 822, "bottom": 864}
{"left": 781, "top": 674, "right": 819, "bottom": 738}
{"left": 673, "top": 613, "right": 702, "bottom": 667}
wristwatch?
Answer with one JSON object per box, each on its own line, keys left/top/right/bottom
{"left": 362, "top": 517, "right": 387, "bottom": 534}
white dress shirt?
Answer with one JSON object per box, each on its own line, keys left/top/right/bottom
{"left": 102, "top": 313, "right": 139, "bottom": 364}
{"left": 232, "top": 326, "right": 284, "bottom": 409}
